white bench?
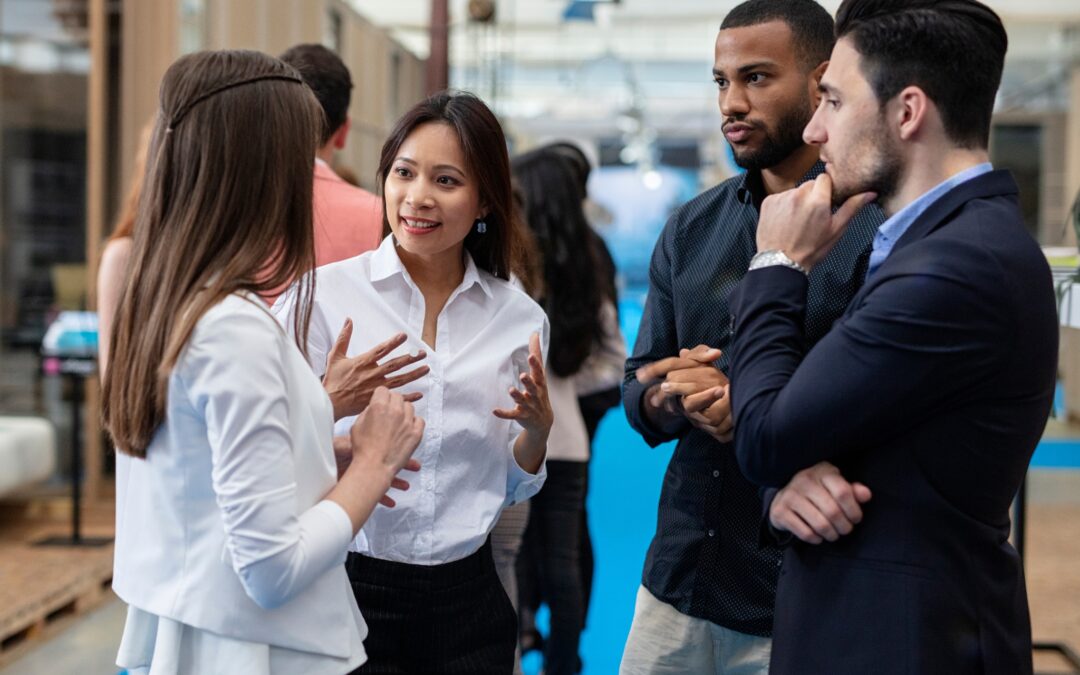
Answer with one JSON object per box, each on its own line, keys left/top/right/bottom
{"left": 0, "top": 417, "right": 56, "bottom": 496}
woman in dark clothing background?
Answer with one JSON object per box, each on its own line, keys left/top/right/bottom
{"left": 513, "top": 147, "right": 625, "bottom": 675}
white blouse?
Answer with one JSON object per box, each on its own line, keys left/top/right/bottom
{"left": 113, "top": 293, "right": 365, "bottom": 674}
{"left": 274, "top": 237, "right": 549, "bottom": 566}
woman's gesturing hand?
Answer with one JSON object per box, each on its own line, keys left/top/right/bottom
{"left": 323, "top": 319, "right": 429, "bottom": 420}
{"left": 329, "top": 387, "right": 425, "bottom": 532}
{"left": 333, "top": 435, "right": 420, "bottom": 506}
{"left": 349, "top": 387, "right": 426, "bottom": 486}
{"left": 494, "top": 333, "right": 553, "bottom": 436}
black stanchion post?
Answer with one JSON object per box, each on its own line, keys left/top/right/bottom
{"left": 35, "top": 359, "right": 110, "bottom": 548}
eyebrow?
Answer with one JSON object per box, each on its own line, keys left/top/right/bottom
{"left": 818, "top": 82, "right": 838, "bottom": 96}
{"left": 394, "top": 157, "right": 466, "bottom": 176}
{"left": 712, "top": 61, "right": 778, "bottom": 78}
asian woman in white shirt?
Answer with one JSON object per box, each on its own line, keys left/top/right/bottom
{"left": 275, "top": 91, "right": 554, "bottom": 674}
{"left": 102, "top": 50, "right": 425, "bottom": 675}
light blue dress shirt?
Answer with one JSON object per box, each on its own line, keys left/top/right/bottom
{"left": 866, "top": 162, "right": 993, "bottom": 279}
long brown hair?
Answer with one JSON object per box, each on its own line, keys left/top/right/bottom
{"left": 103, "top": 50, "right": 322, "bottom": 457}
{"left": 377, "top": 91, "right": 536, "bottom": 294}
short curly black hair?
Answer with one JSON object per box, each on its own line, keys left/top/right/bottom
{"left": 279, "top": 43, "right": 352, "bottom": 145}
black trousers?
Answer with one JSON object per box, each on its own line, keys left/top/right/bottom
{"left": 346, "top": 540, "right": 517, "bottom": 675}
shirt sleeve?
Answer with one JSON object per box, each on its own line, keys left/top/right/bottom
{"left": 179, "top": 301, "right": 353, "bottom": 610}
{"left": 622, "top": 217, "right": 691, "bottom": 446}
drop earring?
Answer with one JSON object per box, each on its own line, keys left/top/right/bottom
{"left": 475, "top": 219, "right": 488, "bottom": 234}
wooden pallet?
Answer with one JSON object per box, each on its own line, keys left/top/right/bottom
{"left": 0, "top": 566, "right": 114, "bottom": 668}
{"left": 0, "top": 500, "right": 116, "bottom": 669}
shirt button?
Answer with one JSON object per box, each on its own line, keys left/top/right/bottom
{"left": 712, "top": 470, "right": 720, "bottom": 478}
{"left": 707, "top": 529, "right": 716, "bottom": 537}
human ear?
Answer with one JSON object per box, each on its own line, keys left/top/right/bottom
{"left": 894, "top": 86, "right": 929, "bottom": 142}
{"left": 809, "top": 61, "right": 829, "bottom": 107}
{"left": 332, "top": 117, "right": 351, "bottom": 150}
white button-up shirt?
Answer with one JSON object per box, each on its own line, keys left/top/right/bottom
{"left": 275, "top": 237, "right": 549, "bottom": 565}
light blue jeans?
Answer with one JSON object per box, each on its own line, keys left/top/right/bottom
{"left": 620, "top": 585, "right": 771, "bottom": 675}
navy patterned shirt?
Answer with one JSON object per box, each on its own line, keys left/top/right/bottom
{"left": 623, "top": 162, "right": 884, "bottom": 636}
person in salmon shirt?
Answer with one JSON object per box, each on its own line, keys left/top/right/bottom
{"left": 280, "top": 44, "right": 382, "bottom": 270}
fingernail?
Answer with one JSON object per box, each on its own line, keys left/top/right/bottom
{"left": 660, "top": 383, "right": 671, "bottom": 391}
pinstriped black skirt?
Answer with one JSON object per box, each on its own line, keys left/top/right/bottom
{"left": 346, "top": 539, "right": 517, "bottom": 674}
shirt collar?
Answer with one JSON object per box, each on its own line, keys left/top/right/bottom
{"left": 735, "top": 161, "right": 826, "bottom": 208}
{"left": 314, "top": 158, "right": 343, "bottom": 183}
{"left": 369, "top": 235, "right": 494, "bottom": 299}
{"left": 865, "top": 162, "right": 993, "bottom": 279}
{"left": 875, "top": 163, "right": 994, "bottom": 251}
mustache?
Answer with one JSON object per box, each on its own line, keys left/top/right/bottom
{"left": 722, "top": 117, "right": 765, "bottom": 131}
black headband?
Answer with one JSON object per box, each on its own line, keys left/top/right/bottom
{"left": 167, "top": 74, "right": 304, "bottom": 131}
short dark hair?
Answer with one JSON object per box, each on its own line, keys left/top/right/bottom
{"left": 835, "top": 0, "right": 1007, "bottom": 149}
{"left": 720, "top": 0, "right": 835, "bottom": 69}
{"left": 279, "top": 43, "right": 352, "bottom": 144}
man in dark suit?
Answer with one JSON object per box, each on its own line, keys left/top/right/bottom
{"left": 722, "top": 1, "right": 1058, "bottom": 673}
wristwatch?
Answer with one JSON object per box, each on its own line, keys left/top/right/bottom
{"left": 748, "top": 250, "right": 809, "bottom": 276}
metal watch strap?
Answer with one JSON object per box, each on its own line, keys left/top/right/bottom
{"left": 748, "top": 250, "right": 809, "bottom": 276}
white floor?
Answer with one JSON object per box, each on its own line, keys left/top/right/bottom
{"left": 1, "top": 595, "right": 125, "bottom": 675}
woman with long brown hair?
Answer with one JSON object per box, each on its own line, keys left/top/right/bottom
{"left": 275, "top": 91, "right": 553, "bottom": 674}
{"left": 104, "top": 49, "right": 424, "bottom": 675}
{"left": 511, "top": 146, "right": 628, "bottom": 675}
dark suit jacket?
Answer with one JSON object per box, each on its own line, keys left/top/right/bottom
{"left": 728, "top": 170, "right": 1057, "bottom": 674}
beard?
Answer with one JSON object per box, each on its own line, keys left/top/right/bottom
{"left": 729, "top": 101, "right": 813, "bottom": 171}
{"left": 829, "top": 114, "right": 902, "bottom": 210}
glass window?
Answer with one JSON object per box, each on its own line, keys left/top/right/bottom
{"left": 991, "top": 124, "right": 1043, "bottom": 240}
{"left": 324, "top": 8, "right": 342, "bottom": 53}
{"left": 179, "top": 0, "right": 206, "bottom": 54}
{"left": 0, "top": 0, "right": 90, "bottom": 415}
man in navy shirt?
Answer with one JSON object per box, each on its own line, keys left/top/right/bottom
{"left": 619, "top": 1, "right": 883, "bottom": 673}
